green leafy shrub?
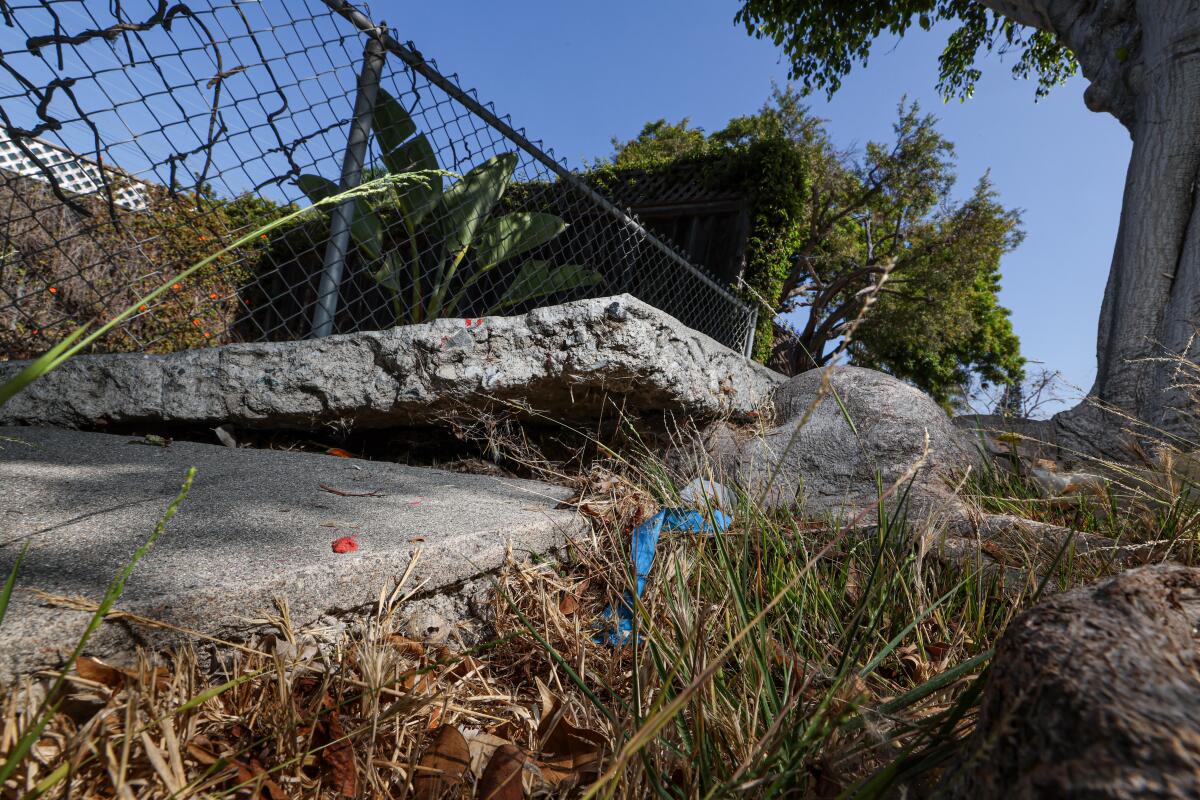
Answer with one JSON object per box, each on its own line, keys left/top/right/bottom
{"left": 297, "top": 90, "right": 601, "bottom": 324}
{"left": 595, "top": 87, "right": 1025, "bottom": 406}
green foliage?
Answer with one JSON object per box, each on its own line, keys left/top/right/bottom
{"left": 0, "top": 174, "right": 420, "bottom": 405}
{"left": 850, "top": 176, "right": 1025, "bottom": 409}
{"left": 607, "top": 118, "right": 711, "bottom": 167}
{"left": 297, "top": 91, "right": 600, "bottom": 323}
{"left": 734, "top": 0, "right": 1078, "bottom": 101}
{"left": 591, "top": 102, "right": 810, "bottom": 361}
{"left": 600, "top": 86, "right": 1024, "bottom": 403}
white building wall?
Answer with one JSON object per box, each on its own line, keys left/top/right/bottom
{"left": 0, "top": 128, "right": 151, "bottom": 212}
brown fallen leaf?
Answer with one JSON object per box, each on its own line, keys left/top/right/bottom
{"left": 558, "top": 593, "right": 579, "bottom": 616}
{"left": 75, "top": 656, "right": 124, "bottom": 687}
{"left": 413, "top": 725, "right": 471, "bottom": 799}
{"left": 402, "top": 671, "right": 435, "bottom": 694}
{"left": 76, "top": 656, "right": 170, "bottom": 690}
{"left": 534, "top": 678, "right": 607, "bottom": 781}
{"left": 388, "top": 635, "right": 427, "bottom": 658}
{"left": 894, "top": 644, "right": 929, "bottom": 682}
{"left": 534, "top": 754, "right": 579, "bottom": 790}
{"left": 477, "top": 744, "right": 526, "bottom": 800}
{"left": 233, "top": 755, "right": 288, "bottom": 800}
{"left": 925, "top": 640, "right": 951, "bottom": 662}
{"left": 314, "top": 695, "right": 355, "bottom": 796}
{"left": 186, "top": 738, "right": 221, "bottom": 766}
{"left": 464, "top": 729, "right": 512, "bottom": 777}
{"left": 319, "top": 706, "right": 358, "bottom": 797}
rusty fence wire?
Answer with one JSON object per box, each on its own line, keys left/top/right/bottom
{"left": 0, "top": 0, "right": 757, "bottom": 363}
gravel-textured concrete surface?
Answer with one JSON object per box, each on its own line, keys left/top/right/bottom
{"left": 0, "top": 295, "right": 781, "bottom": 432}
{"left": 0, "top": 426, "right": 585, "bottom": 681}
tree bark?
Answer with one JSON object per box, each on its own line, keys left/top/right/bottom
{"left": 942, "top": 564, "right": 1200, "bottom": 799}
{"left": 978, "top": 0, "right": 1200, "bottom": 457}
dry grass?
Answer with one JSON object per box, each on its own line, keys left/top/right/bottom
{"left": 11, "top": 422, "right": 1188, "bottom": 800}
{"left": 4, "top": 389, "right": 1200, "bottom": 799}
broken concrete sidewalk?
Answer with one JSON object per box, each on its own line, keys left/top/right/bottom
{"left": 0, "top": 295, "right": 782, "bottom": 431}
{"left": 0, "top": 426, "right": 586, "bottom": 681}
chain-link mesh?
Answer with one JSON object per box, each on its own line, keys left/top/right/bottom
{"left": 0, "top": 0, "right": 756, "bottom": 362}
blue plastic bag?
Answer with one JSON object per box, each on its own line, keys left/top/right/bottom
{"left": 594, "top": 504, "right": 732, "bottom": 646}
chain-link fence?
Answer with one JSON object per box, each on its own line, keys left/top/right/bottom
{"left": 0, "top": 0, "right": 756, "bottom": 363}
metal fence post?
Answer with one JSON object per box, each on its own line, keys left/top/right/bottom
{"left": 744, "top": 306, "right": 759, "bottom": 359}
{"left": 310, "top": 29, "right": 386, "bottom": 339}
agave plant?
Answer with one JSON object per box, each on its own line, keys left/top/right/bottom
{"left": 298, "top": 90, "right": 601, "bottom": 323}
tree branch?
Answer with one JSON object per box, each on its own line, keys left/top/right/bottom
{"left": 974, "top": 0, "right": 1056, "bottom": 33}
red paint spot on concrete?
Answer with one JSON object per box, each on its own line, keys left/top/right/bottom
{"left": 331, "top": 535, "right": 359, "bottom": 554}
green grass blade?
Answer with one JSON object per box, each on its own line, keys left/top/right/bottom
{"left": 857, "top": 572, "right": 976, "bottom": 680}
{"left": 0, "top": 541, "right": 28, "bottom": 629}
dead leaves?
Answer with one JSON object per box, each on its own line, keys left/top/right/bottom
{"left": 406, "top": 681, "right": 609, "bottom": 799}
{"left": 477, "top": 745, "right": 527, "bottom": 800}
{"left": 532, "top": 679, "right": 607, "bottom": 790}
{"left": 31, "top": 613, "right": 613, "bottom": 800}
{"left": 413, "top": 725, "right": 471, "bottom": 799}
{"left": 557, "top": 578, "right": 588, "bottom": 616}
{"left": 563, "top": 467, "right": 657, "bottom": 526}
{"left": 75, "top": 656, "right": 170, "bottom": 691}
{"left": 317, "top": 699, "right": 358, "bottom": 797}
{"left": 557, "top": 592, "right": 579, "bottom": 616}
{"left": 185, "top": 736, "right": 287, "bottom": 800}
{"left": 232, "top": 756, "right": 288, "bottom": 800}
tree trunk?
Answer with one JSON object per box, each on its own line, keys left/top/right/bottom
{"left": 981, "top": 0, "right": 1200, "bottom": 457}
{"left": 942, "top": 565, "right": 1200, "bottom": 799}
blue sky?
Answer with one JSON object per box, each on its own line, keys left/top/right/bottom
{"left": 388, "top": 0, "right": 1132, "bottom": 410}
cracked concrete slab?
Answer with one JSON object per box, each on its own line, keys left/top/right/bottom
{"left": 0, "top": 295, "right": 781, "bottom": 432}
{"left": 0, "top": 425, "right": 585, "bottom": 681}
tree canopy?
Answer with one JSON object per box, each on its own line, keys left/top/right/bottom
{"left": 727, "top": 2, "right": 1200, "bottom": 455}
{"left": 734, "top": 1, "right": 1077, "bottom": 101}
{"left": 609, "top": 87, "right": 1024, "bottom": 408}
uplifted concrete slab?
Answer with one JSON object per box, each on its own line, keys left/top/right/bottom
{"left": 0, "top": 426, "right": 585, "bottom": 681}
{"left": 0, "top": 295, "right": 780, "bottom": 432}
